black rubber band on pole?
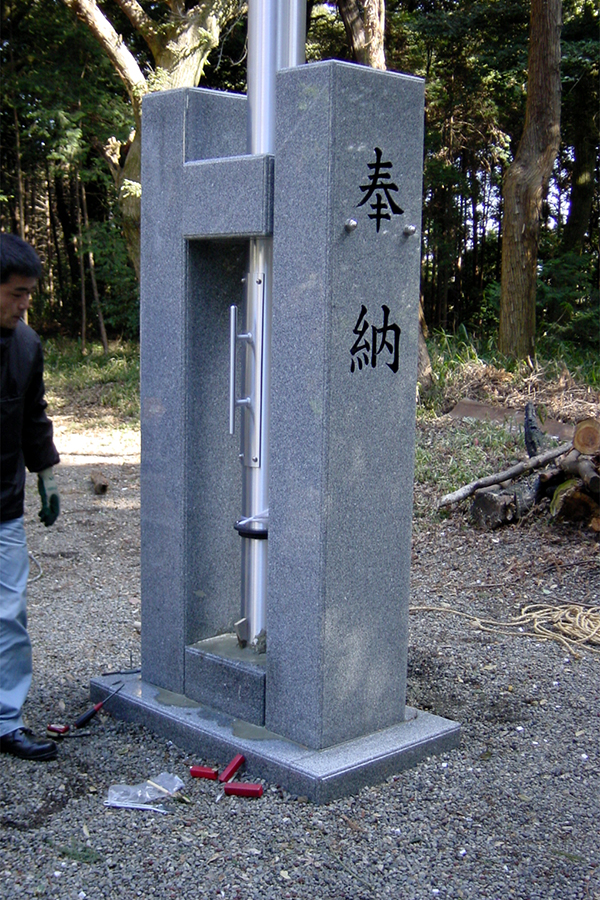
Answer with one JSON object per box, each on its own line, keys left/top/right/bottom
{"left": 234, "top": 523, "right": 268, "bottom": 539}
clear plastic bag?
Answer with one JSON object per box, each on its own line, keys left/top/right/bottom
{"left": 106, "top": 772, "right": 185, "bottom": 806}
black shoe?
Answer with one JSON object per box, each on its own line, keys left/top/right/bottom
{"left": 0, "top": 728, "right": 57, "bottom": 761}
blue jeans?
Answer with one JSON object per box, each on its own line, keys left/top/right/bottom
{"left": 0, "top": 517, "right": 32, "bottom": 737}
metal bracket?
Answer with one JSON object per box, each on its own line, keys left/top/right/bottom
{"left": 228, "top": 274, "right": 266, "bottom": 468}
{"left": 229, "top": 304, "right": 253, "bottom": 435}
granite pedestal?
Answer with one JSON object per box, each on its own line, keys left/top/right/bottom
{"left": 90, "top": 673, "right": 459, "bottom": 804}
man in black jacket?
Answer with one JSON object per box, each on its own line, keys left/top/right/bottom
{"left": 1, "top": 234, "right": 61, "bottom": 761}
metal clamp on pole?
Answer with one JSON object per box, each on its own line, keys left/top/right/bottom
{"left": 234, "top": 509, "right": 269, "bottom": 539}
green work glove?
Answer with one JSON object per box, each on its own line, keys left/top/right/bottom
{"left": 38, "top": 467, "right": 60, "bottom": 527}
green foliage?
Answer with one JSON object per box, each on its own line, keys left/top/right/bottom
{"left": 43, "top": 339, "right": 140, "bottom": 426}
{"left": 1, "top": 0, "right": 135, "bottom": 336}
{"left": 47, "top": 838, "right": 104, "bottom": 865}
{"left": 562, "top": 0, "right": 599, "bottom": 134}
{"left": 431, "top": 241, "right": 599, "bottom": 386}
{"left": 2, "top": 1, "right": 132, "bottom": 173}
{"left": 537, "top": 251, "right": 598, "bottom": 332}
{"left": 388, "top": 1, "right": 531, "bottom": 332}
{"left": 386, "top": 0, "right": 598, "bottom": 342}
{"left": 425, "top": 327, "right": 489, "bottom": 391}
{"left": 306, "top": 4, "right": 349, "bottom": 63}
{"left": 476, "top": 280, "right": 501, "bottom": 338}
{"left": 535, "top": 329, "right": 600, "bottom": 389}
{"left": 83, "top": 213, "right": 140, "bottom": 339}
{"left": 2, "top": 0, "right": 598, "bottom": 349}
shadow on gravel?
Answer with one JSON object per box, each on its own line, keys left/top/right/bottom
{"left": 0, "top": 775, "right": 89, "bottom": 831}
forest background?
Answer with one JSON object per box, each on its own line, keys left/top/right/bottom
{"left": 1, "top": 0, "right": 598, "bottom": 380}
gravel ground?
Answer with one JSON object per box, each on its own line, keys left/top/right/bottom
{"left": 1, "top": 411, "right": 598, "bottom": 900}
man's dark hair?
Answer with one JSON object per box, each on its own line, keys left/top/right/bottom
{"left": 0, "top": 233, "right": 42, "bottom": 284}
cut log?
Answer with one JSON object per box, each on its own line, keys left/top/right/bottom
{"left": 573, "top": 418, "right": 600, "bottom": 455}
{"left": 513, "top": 476, "right": 542, "bottom": 518}
{"left": 559, "top": 450, "right": 600, "bottom": 496}
{"left": 538, "top": 466, "right": 565, "bottom": 497}
{"left": 471, "top": 476, "right": 538, "bottom": 529}
{"left": 438, "top": 441, "right": 572, "bottom": 508}
{"left": 550, "top": 478, "right": 600, "bottom": 522}
{"left": 471, "top": 486, "right": 517, "bottom": 529}
{"left": 90, "top": 472, "right": 109, "bottom": 495}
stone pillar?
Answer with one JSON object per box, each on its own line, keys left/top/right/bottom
{"left": 267, "top": 62, "right": 425, "bottom": 749}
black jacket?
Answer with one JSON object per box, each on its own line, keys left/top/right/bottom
{"left": 1, "top": 321, "right": 59, "bottom": 522}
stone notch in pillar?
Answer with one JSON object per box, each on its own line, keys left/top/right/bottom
{"left": 185, "top": 634, "right": 266, "bottom": 726}
{"left": 182, "top": 89, "right": 274, "bottom": 238}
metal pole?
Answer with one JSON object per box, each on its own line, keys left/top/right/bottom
{"left": 277, "top": 0, "right": 307, "bottom": 69}
{"left": 235, "top": 0, "right": 305, "bottom": 646}
{"left": 234, "top": 0, "right": 276, "bottom": 646}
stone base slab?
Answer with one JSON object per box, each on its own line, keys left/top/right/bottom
{"left": 90, "top": 674, "right": 460, "bottom": 804}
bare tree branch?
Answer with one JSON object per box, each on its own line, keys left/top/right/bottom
{"left": 112, "top": 0, "right": 163, "bottom": 58}
{"left": 438, "top": 442, "right": 573, "bottom": 509}
{"left": 63, "top": 0, "right": 147, "bottom": 119}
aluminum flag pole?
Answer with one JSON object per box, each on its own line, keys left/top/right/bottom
{"left": 277, "top": 0, "right": 307, "bottom": 69}
{"left": 234, "top": 0, "right": 277, "bottom": 646}
{"left": 233, "top": 0, "right": 306, "bottom": 646}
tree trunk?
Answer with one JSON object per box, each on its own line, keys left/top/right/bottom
{"left": 62, "top": 0, "right": 230, "bottom": 275}
{"left": 54, "top": 174, "right": 80, "bottom": 295}
{"left": 499, "top": 0, "right": 562, "bottom": 359}
{"left": 80, "top": 180, "right": 109, "bottom": 352}
{"left": 46, "top": 164, "right": 66, "bottom": 301}
{"left": 561, "top": 94, "right": 597, "bottom": 253}
{"left": 75, "top": 184, "right": 87, "bottom": 352}
{"left": 338, "top": 0, "right": 385, "bottom": 69}
{"left": 13, "top": 108, "right": 26, "bottom": 240}
{"left": 116, "top": 130, "right": 143, "bottom": 280}
{"left": 417, "top": 299, "right": 433, "bottom": 393}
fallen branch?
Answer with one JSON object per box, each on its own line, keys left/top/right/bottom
{"left": 438, "top": 442, "right": 572, "bottom": 508}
